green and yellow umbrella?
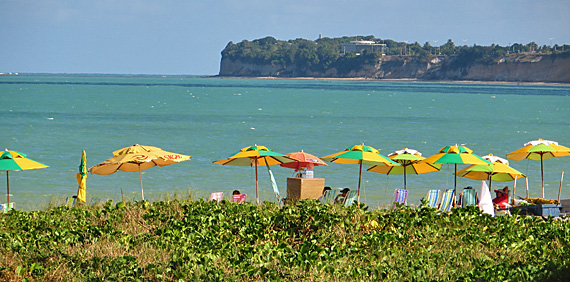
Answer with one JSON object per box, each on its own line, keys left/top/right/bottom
{"left": 368, "top": 148, "right": 441, "bottom": 190}
{"left": 0, "top": 149, "right": 49, "bottom": 203}
{"left": 90, "top": 144, "right": 191, "bottom": 200}
{"left": 422, "top": 144, "right": 491, "bottom": 204}
{"left": 214, "top": 145, "right": 296, "bottom": 204}
{"left": 456, "top": 154, "right": 526, "bottom": 190}
{"left": 506, "top": 138, "right": 570, "bottom": 197}
{"left": 322, "top": 144, "right": 399, "bottom": 201}
{"left": 76, "top": 150, "right": 87, "bottom": 203}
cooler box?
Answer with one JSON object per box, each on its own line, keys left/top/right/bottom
{"left": 513, "top": 204, "right": 561, "bottom": 217}
{"left": 286, "top": 177, "right": 325, "bottom": 202}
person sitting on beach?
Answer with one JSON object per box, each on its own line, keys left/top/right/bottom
{"left": 334, "top": 188, "right": 350, "bottom": 205}
{"left": 232, "top": 190, "right": 241, "bottom": 195}
{"left": 492, "top": 186, "right": 509, "bottom": 209}
{"left": 318, "top": 186, "right": 332, "bottom": 203}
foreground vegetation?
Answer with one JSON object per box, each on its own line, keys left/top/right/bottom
{"left": 1, "top": 199, "right": 569, "bottom": 281}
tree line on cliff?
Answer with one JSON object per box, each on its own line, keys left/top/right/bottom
{"left": 220, "top": 35, "right": 570, "bottom": 77}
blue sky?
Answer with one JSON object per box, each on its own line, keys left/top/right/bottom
{"left": 1, "top": 0, "right": 569, "bottom": 75}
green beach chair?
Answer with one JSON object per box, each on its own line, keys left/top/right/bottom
{"left": 425, "top": 190, "right": 441, "bottom": 208}
{"left": 344, "top": 190, "right": 358, "bottom": 207}
{"left": 461, "top": 187, "right": 478, "bottom": 207}
{"left": 439, "top": 188, "right": 455, "bottom": 212}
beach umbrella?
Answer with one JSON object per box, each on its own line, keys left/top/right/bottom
{"left": 367, "top": 148, "right": 442, "bottom": 190}
{"left": 321, "top": 144, "right": 399, "bottom": 202}
{"left": 213, "top": 145, "right": 296, "bottom": 204}
{"left": 280, "top": 150, "right": 328, "bottom": 171}
{"left": 456, "top": 154, "right": 526, "bottom": 190}
{"left": 0, "top": 149, "right": 49, "bottom": 203}
{"left": 89, "top": 144, "right": 191, "bottom": 200}
{"left": 422, "top": 144, "right": 491, "bottom": 205}
{"left": 76, "top": 150, "right": 87, "bottom": 203}
{"left": 506, "top": 138, "right": 570, "bottom": 198}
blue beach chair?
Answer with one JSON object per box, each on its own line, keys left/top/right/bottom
{"left": 439, "top": 188, "right": 455, "bottom": 212}
{"left": 461, "top": 187, "right": 478, "bottom": 207}
{"left": 425, "top": 190, "right": 441, "bottom": 208}
{"left": 393, "top": 189, "right": 408, "bottom": 209}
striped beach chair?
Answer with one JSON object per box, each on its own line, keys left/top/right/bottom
{"left": 231, "top": 194, "right": 247, "bottom": 204}
{"left": 425, "top": 190, "right": 441, "bottom": 208}
{"left": 321, "top": 189, "right": 337, "bottom": 204}
{"left": 461, "top": 187, "right": 478, "bottom": 207}
{"left": 393, "top": 189, "right": 408, "bottom": 209}
{"left": 439, "top": 189, "right": 455, "bottom": 212}
{"left": 344, "top": 190, "right": 358, "bottom": 207}
{"left": 1, "top": 202, "right": 15, "bottom": 213}
{"left": 209, "top": 192, "right": 223, "bottom": 202}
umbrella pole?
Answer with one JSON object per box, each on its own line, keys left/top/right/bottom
{"left": 541, "top": 155, "right": 544, "bottom": 198}
{"left": 6, "top": 171, "right": 9, "bottom": 203}
{"left": 404, "top": 168, "right": 407, "bottom": 190}
{"left": 139, "top": 165, "right": 144, "bottom": 201}
{"left": 453, "top": 164, "right": 457, "bottom": 207}
{"left": 255, "top": 159, "right": 259, "bottom": 205}
{"left": 357, "top": 162, "right": 362, "bottom": 202}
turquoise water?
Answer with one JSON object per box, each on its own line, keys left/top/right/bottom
{"left": 1, "top": 75, "right": 570, "bottom": 210}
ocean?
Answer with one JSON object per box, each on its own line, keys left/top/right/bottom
{"left": 1, "top": 74, "right": 569, "bottom": 211}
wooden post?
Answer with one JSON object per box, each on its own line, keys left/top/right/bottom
{"left": 558, "top": 171, "right": 564, "bottom": 203}
{"left": 525, "top": 177, "right": 529, "bottom": 198}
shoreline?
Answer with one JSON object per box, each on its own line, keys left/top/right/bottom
{"left": 214, "top": 75, "right": 570, "bottom": 86}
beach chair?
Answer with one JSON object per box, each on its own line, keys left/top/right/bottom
{"left": 321, "top": 189, "right": 337, "bottom": 204}
{"left": 439, "top": 189, "right": 455, "bottom": 212}
{"left": 66, "top": 196, "right": 77, "bottom": 208}
{"left": 393, "top": 189, "right": 408, "bottom": 209}
{"left": 1, "top": 202, "right": 15, "bottom": 213}
{"left": 209, "top": 192, "right": 223, "bottom": 202}
{"left": 424, "top": 190, "right": 441, "bottom": 208}
{"left": 344, "top": 190, "right": 358, "bottom": 207}
{"left": 461, "top": 187, "right": 478, "bottom": 207}
{"left": 231, "top": 194, "right": 247, "bottom": 204}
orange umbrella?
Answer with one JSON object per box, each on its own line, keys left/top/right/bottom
{"left": 280, "top": 150, "right": 328, "bottom": 171}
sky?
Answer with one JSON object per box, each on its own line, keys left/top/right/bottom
{"left": 1, "top": 0, "right": 569, "bottom": 75}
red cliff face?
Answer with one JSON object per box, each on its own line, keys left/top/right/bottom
{"left": 219, "top": 54, "right": 570, "bottom": 83}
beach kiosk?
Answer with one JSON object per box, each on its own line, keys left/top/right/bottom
{"left": 286, "top": 173, "right": 325, "bottom": 202}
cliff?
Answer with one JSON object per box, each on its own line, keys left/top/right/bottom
{"left": 219, "top": 53, "right": 570, "bottom": 83}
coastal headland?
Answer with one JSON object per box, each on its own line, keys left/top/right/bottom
{"left": 219, "top": 36, "right": 570, "bottom": 84}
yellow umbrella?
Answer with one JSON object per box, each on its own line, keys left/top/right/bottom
{"left": 368, "top": 148, "right": 441, "bottom": 190}
{"left": 456, "top": 154, "right": 526, "bottom": 190}
{"left": 0, "top": 149, "right": 49, "bottom": 203}
{"left": 321, "top": 144, "right": 399, "bottom": 202}
{"left": 89, "top": 144, "right": 191, "bottom": 200}
{"left": 506, "top": 138, "right": 570, "bottom": 198}
{"left": 213, "top": 145, "right": 296, "bottom": 204}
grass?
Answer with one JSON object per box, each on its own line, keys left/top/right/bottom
{"left": 0, "top": 199, "right": 569, "bottom": 281}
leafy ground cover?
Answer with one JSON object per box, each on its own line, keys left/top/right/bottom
{"left": 0, "top": 199, "right": 569, "bottom": 281}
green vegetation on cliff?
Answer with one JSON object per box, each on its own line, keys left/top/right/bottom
{"left": 1, "top": 199, "right": 569, "bottom": 281}
{"left": 221, "top": 35, "right": 570, "bottom": 77}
